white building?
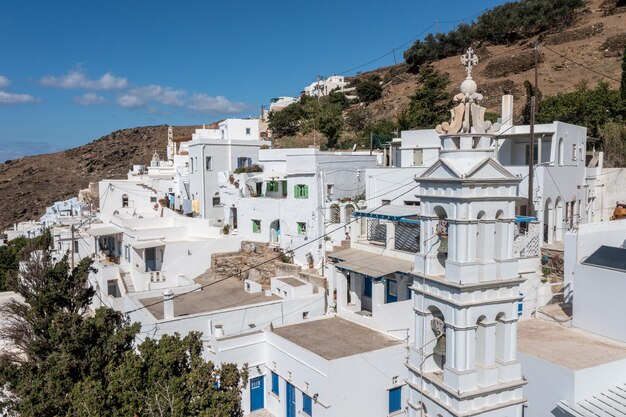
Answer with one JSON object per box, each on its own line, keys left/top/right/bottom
{"left": 269, "top": 96, "right": 299, "bottom": 112}
{"left": 188, "top": 119, "right": 269, "bottom": 222}
{"left": 40, "top": 197, "right": 89, "bottom": 227}
{"left": 230, "top": 148, "right": 377, "bottom": 267}
{"left": 210, "top": 315, "right": 408, "bottom": 417}
{"left": 303, "top": 75, "right": 354, "bottom": 98}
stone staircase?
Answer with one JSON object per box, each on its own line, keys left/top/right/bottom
{"left": 120, "top": 269, "right": 135, "bottom": 293}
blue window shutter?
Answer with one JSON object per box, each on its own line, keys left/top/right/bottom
{"left": 271, "top": 372, "right": 279, "bottom": 396}
{"left": 389, "top": 387, "right": 401, "bottom": 413}
{"left": 303, "top": 393, "right": 312, "bottom": 416}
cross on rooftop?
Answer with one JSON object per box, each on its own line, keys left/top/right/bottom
{"left": 461, "top": 47, "right": 479, "bottom": 79}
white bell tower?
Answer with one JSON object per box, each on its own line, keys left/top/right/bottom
{"left": 166, "top": 125, "right": 175, "bottom": 160}
{"left": 407, "top": 48, "right": 525, "bottom": 417}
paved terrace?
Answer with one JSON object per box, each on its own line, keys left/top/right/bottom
{"left": 273, "top": 316, "right": 402, "bottom": 360}
{"left": 518, "top": 319, "right": 626, "bottom": 370}
{"left": 139, "top": 278, "right": 280, "bottom": 320}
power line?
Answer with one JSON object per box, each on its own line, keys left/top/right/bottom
{"left": 542, "top": 44, "right": 621, "bottom": 83}
{"left": 336, "top": 7, "right": 490, "bottom": 77}
{"left": 124, "top": 180, "right": 421, "bottom": 315}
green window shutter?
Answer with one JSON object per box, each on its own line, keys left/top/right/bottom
{"left": 282, "top": 181, "right": 288, "bottom": 196}
{"left": 252, "top": 220, "right": 261, "bottom": 233}
{"left": 303, "top": 185, "right": 309, "bottom": 199}
{"left": 294, "top": 185, "right": 299, "bottom": 198}
{"left": 297, "top": 223, "right": 302, "bottom": 234}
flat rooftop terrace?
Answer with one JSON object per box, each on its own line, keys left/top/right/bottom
{"left": 517, "top": 319, "right": 626, "bottom": 370}
{"left": 139, "top": 278, "right": 280, "bottom": 320}
{"left": 273, "top": 316, "right": 402, "bottom": 360}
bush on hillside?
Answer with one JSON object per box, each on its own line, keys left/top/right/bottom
{"left": 351, "top": 76, "right": 383, "bottom": 104}
{"left": 398, "top": 67, "right": 451, "bottom": 130}
{"left": 404, "top": 0, "right": 585, "bottom": 72}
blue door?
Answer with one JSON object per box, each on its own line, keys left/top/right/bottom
{"left": 250, "top": 376, "right": 264, "bottom": 412}
{"left": 286, "top": 382, "right": 296, "bottom": 417}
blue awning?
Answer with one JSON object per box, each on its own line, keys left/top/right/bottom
{"left": 353, "top": 205, "right": 420, "bottom": 222}
{"left": 515, "top": 215, "right": 538, "bottom": 223}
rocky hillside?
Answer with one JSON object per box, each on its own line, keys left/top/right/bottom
{"left": 354, "top": 0, "right": 625, "bottom": 121}
{"left": 0, "top": 125, "right": 198, "bottom": 231}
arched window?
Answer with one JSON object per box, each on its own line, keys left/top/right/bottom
{"left": 344, "top": 204, "right": 355, "bottom": 220}
{"left": 434, "top": 206, "right": 449, "bottom": 265}
{"left": 122, "top": 194, "right": 129, "bottom": 208}
{"left": 494, "top": 210, "right": 504, "bottom": 259}
{"left": 330, "top": 204, "right": 340, "bottom": 224}
{"left": 476, "top": 211, "right": 486, "bottom": 261}
{"left": 428, "top": 306, "right": 446, "bottom": 370}
{"left": 475, "top": 315, "right": 488, "bottom": 366}
{"left": 558, "top": 138, "right": 564, "bottom": 166}
{"left": 495, "top": 312, "right": 507, "bottom": 362}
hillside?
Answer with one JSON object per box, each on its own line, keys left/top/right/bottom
{"left": 0, "top": 125, "right": 198, "bottom": 231}
{"left": 351, "top": 0, "right": 625, "bottom": 123}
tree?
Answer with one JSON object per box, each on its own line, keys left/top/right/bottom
{"left": 0, "top": 245, "right": 248, "bottom": 417}
{"left": 317, "top": 104, "right": 344, "bottom": 149}
{"left": 398, "top": 66, "right": 451, "bottom": 130}
{"left": 352, "top": 76, "right": 383, "bottom": 104}
{"left": 0, "top": 236, "right": 30, "bottom": 291}
{"left": 619, "top": 45, "right": 626, "bottom": 102}
{"left": 268, "top": 102, "right": 304, "bottom": 137}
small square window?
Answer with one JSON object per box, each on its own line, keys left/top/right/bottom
{"left": 267, "top": 181, "right": 279, "bottom": 192}
{"left": 271, "top": 372, "right": 279, "bottom": 396}
{"left": 382, "top": 200, "right": 391, "bottom": 206}
{"left": 252, "top": 219, "right": 261, "bottom": 233}
{"left": 150, "top": 196, "right": 157, "bottom": 203}
{"left": 297, "top": 222, "right": 307, "bottom": 235}
{"left": 294, "top": 184, "right": 309, "bottom": 199}
{"left": 303, "top": 393, "right": 312, "bottom": 416}
{"left": 212, "top": 196, "right": 221, "bottom": 207}
{"left": 206, "top": 156, "right": 212, "bottom": 170}
{"left": 246, "top": 127, "right": 251, "bottom": 135}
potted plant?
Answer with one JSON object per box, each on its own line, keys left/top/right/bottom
{"left": 223, "top": 224, "right": 231, "bottom": 235}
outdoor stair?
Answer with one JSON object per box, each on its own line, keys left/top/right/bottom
{"left": 183, "top": 181, "right": 191, "bottom": 199}
{"left": 120, "top": 270, "right": 135, "bottom": 293}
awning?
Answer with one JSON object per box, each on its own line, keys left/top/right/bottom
{"left": 515, "top": 215, "right": 538, "bottom": 223}
{"left": 353, "top": 205, "right": 420, "bottom": 223}
{"left": 86, "top": 225, "right": 123, "bottom": 237}
{"left": 329, "top": 248, "right": 413, "bottom": 279}
{"left": 132, "top": 240, "right": 165, "bottom": 250}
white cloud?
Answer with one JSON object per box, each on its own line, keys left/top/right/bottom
{"left": 116, "top": 85, "right": 185, "bottom": 108}
{"left": 0, "top": 91, "right": 38, "bottom": 104}
{"left": 0, "top": 76, "right": 10, "bottom": 89}
{"left": 73, "top": 92, "right": 107, "bottom": 105}
{"left": 188, "top": 94, "right": 246, "bottom": 114}
{"left": 40, "top": 69, "right": 128, "bottom": 90}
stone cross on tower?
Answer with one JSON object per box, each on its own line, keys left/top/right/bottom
{"left": 461, "top": 47, "right": 479, "bottom": 79}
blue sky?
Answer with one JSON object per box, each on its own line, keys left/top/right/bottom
{"left": 0, "top": 0, "right": 509, "bottom": 160}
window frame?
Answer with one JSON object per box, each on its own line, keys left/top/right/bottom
{"left": 205, "top": 156, "right": 212, "bottom": 171}
{"left": 252, "top": 219, "right": 261, "bottom": 233}
{"left": 297, "top": 222, "right": 307, "bottom": 235}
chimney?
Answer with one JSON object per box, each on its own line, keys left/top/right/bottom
{"left": 163, "top": 289, "right": 174, "bottom": 319}
{"left": 501, "top": 94, "right": 514, "bottom": 128}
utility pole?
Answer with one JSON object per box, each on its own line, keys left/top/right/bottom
{"left": 370, "top": 132, "right": 373, "bottom": 156}
{"left": 528, "top": 43, "right": 539, "bottom": 217}
{"left": 70, "top": 225, "right": 75, "bottom": 270}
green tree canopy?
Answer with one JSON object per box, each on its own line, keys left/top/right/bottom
{"left": 0, "top": 245, "right": 247, "bottom": 417}
{"left": 398, "top": 66, "right": 451, "bottom": 130}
